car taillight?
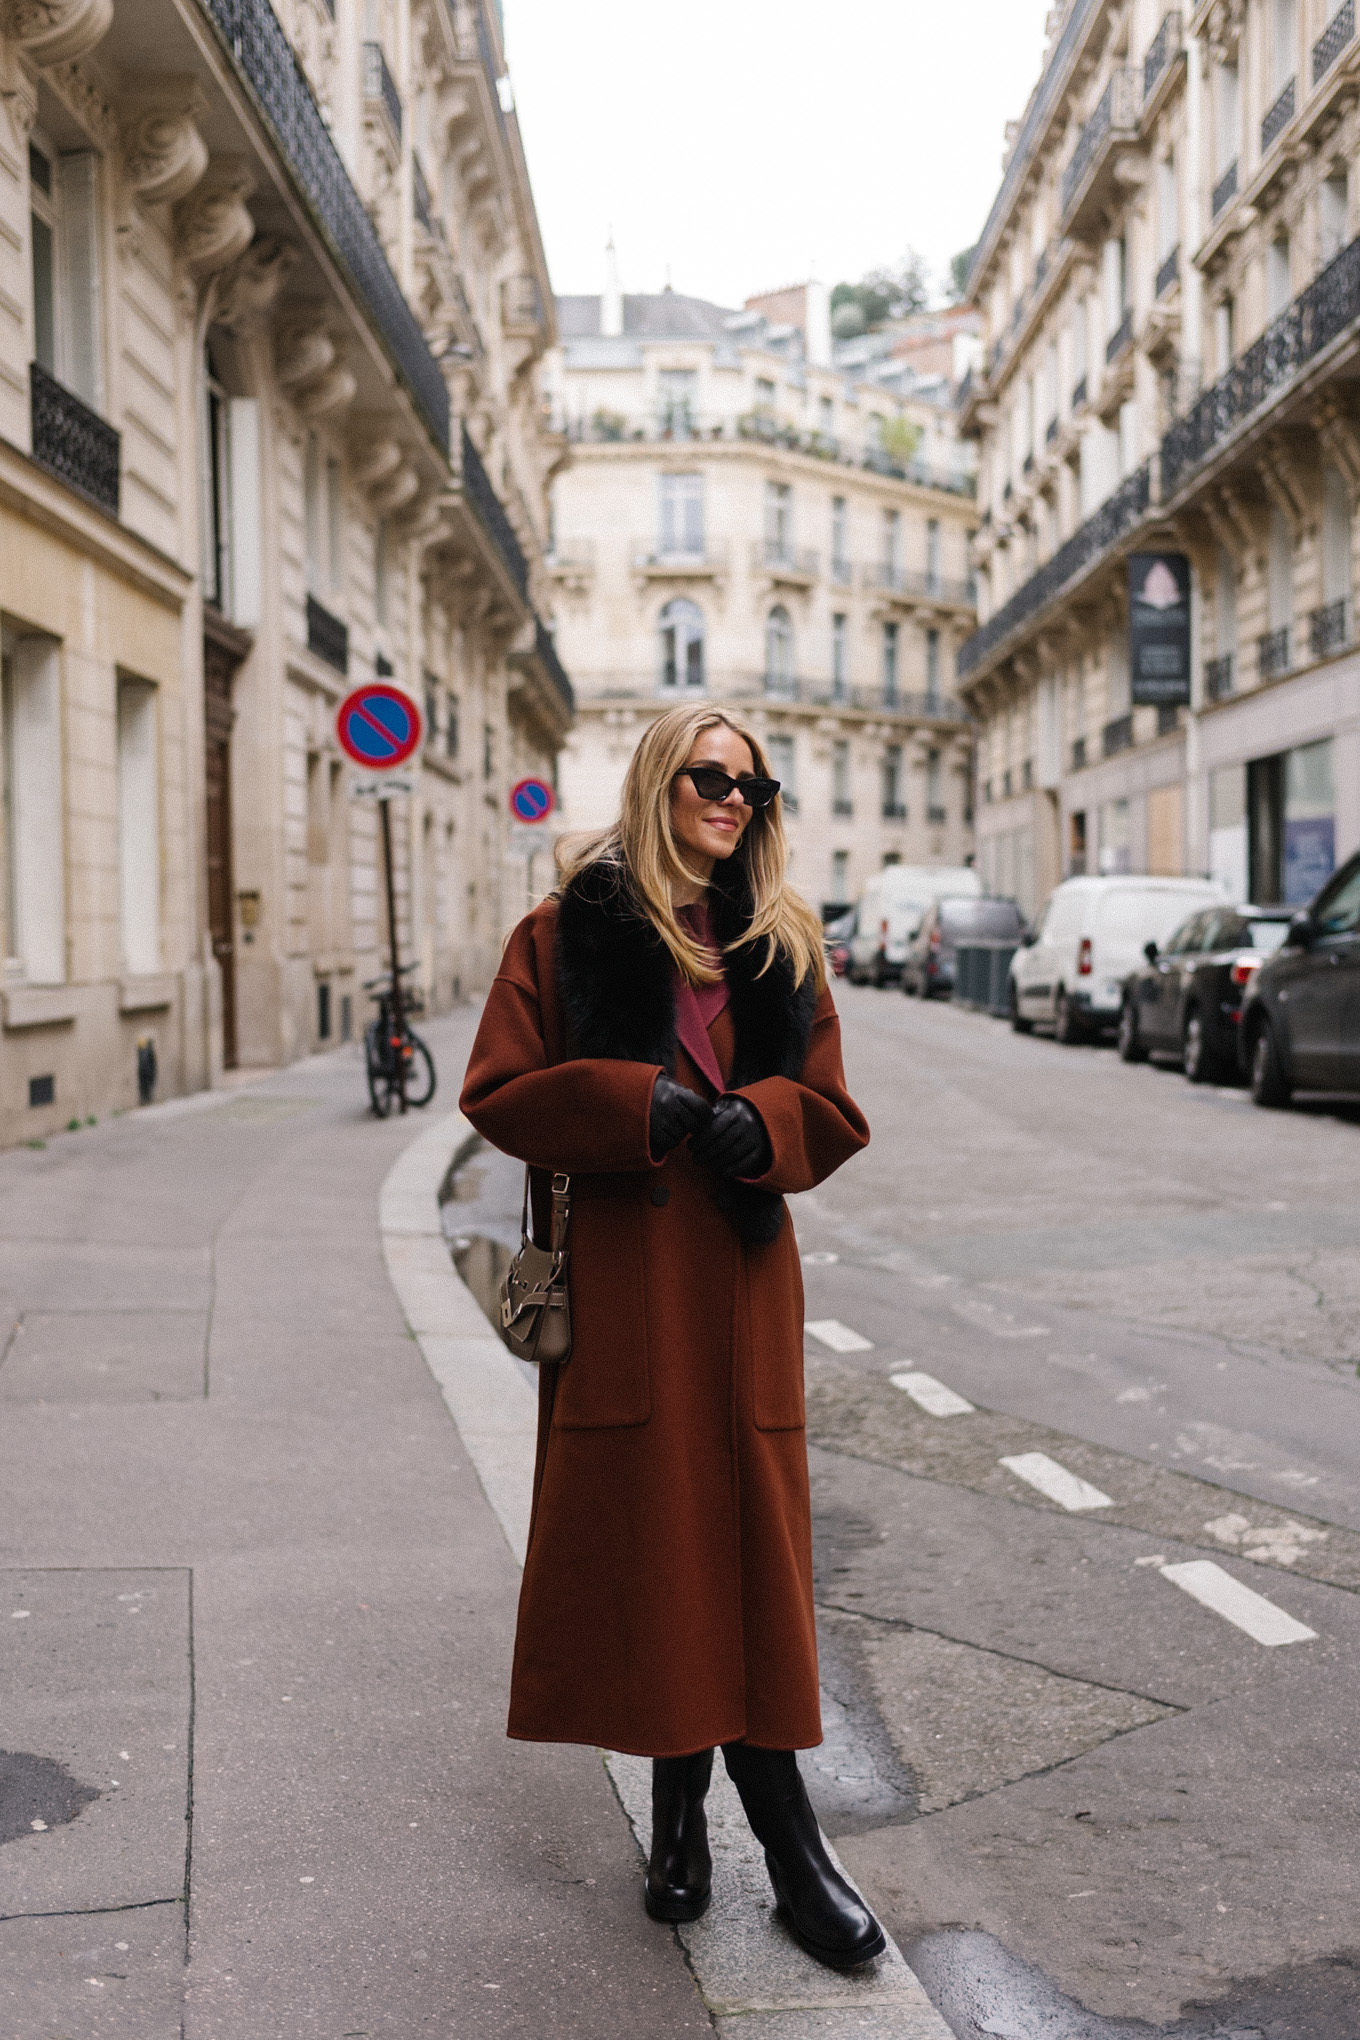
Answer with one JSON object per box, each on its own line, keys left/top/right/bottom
{"left": 881, "top": 918, "right": 889, "bottom": 941}
{"left": 1078, "top": 937, "right": 1093, "bottom": 976}
{"left": 929, "top": 926, "right": 941, "bottom": 949}
{"left": 1230, "top": 957, "right": 1260, "bottom": 989}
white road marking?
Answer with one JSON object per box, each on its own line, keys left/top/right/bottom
{"left": 1000, "top": 1452, "right": 1113, "bottom": 1512}
{"left": 891, "top": 1370, "right": 975, "bottom": 1417}
{"left": 806, "top": 1318, "right": 874, "bottom": 1353}
{"left": 1160, "top": 1560, "right": 1317, "bottom": 1646}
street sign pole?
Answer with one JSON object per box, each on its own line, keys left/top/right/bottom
{"left": 378, "top": 792, "right": 406, "bottom": 1114}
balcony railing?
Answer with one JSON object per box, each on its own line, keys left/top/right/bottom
{"left": 1309, "top": 596, "right": 1349, "bottom": 658}
{"left": 460, "top": 423, "right": 528, "bottom": 598}
{"left": 556, "top": 407, "right": 973, "bottom": 492}
{"left": 957, "top": 460, "right": 1151, "bottom": 680}
{"left": 203, "top": 0, "right": 448, "bottom": 451}
{"left": 1143, "top": 11, "right": 1181, "bottom": 100}
{"left": 362, "top": 41, "right": 402, "bottom": 140}
{"left": 1212, "top": 159, "right": 1239, "bottom": 218}
{"left": 1161, "top": 235, "right": 1360, "bottom": 499}
{"left": 864, "top": 563, "right": 975, "bottom": 607}
{"left": 1105, "top": 309, "right": 1134, "bottom": 364}
{"left": 1258, "top": 625, "right": 1290, "bottom": 680}
{"left": 1156, "top": 245, "right": 1180, "bottom": 298}
{"left": 1061, "top": 68, "right": 1138, "bottom": 221}
{"left": 730, "top": 676, "right": 967, "bottom": 720}
{"left": 1205, "top": 652, "right": 1235, "bottom": 701}
{"left": 30, "top": 362, "right": 119, "bottom": 515}
{"left": 1262, "top": 76, "right": 1296, "bottom": 154}
{"left": 1314, "top": 0, "right": 1355, "bottom": 84}
{"left": 757, "top": 539, "right": 818, "bottom": 578}
{"left": 533, "top": 615, "right": 574, "bottom": 712}
{"left": 1103, "top": 713, "right": 1134, "bottom": 757}
{"left": 306, "top": 593, "right": 348, "bottom": 674}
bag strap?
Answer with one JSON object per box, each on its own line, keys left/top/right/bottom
{"left": 520, "top": 1166, "right": 572, "bottom": 1256}
{"left": 519, "top": 1165, "right": 531, "bottom": 1245}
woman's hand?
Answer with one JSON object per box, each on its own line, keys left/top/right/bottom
{"left": 649, "top": 1073, "right": 713, "bottom": 1158}
{"left": 689, "top": 1096, "right": 772, "bottom": 1180}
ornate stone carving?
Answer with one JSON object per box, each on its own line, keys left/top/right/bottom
{"left": 296, "top": 361, "right": 357, "bottom": 419}
{"left": 212, "top": 237, "right": 296, "bottom": 331}
{"left": 0, "top": 46, "right": 38, "bottom": 143}
{"left": 175, "top": 158, "right": 254, "bottom": 278}
{"left": 1, "top": 0, "right": 111, "bottom": 67}
{"left": 370, "top": 463, "right": 418, "bottom": 513}
{"left": 121, "top": 91, "right": 208, "bottom": 209}
{"left": 275, "top": 316, "right": 334, "bottom": 387}
{"left": 350, "top": 436, "right": 402, "bottom": 488}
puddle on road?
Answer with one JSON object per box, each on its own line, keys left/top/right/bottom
{"left": 439, "top": 1135, "right": 518, "bottom": 1346}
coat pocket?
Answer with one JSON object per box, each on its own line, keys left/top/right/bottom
{"left": 749, "top": 1227, "right": 806, "bottom": 1432}
{"left": 551, "top": 1199, "right": 651, "bottom": 1429}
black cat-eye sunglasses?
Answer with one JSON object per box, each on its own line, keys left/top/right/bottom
{"left": 674, "top": 766, "right": 781, "bottom": 810}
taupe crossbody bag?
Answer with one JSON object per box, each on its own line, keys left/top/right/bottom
{"left": 498, "top": 1169, "right": 573, "bottom": 1366}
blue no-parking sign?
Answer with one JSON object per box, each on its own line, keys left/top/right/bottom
{"left": 336, "top": 684, "right": 423, "bottom": 770}
{"left": 509, "top": 777, "right": 555, "bottom": 823}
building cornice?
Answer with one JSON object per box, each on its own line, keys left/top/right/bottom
{"left": 559, "top": 436, "right": 976, "bottom": 510}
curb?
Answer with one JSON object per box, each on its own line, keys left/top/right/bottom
{"left": 377, "top": 1111, "right": 954, "bottom": 2040}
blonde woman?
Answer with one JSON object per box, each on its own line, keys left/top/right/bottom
{"left": 460, "top": 703, "right": 882, "bottom": 1968}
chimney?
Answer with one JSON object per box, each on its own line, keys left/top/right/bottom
{"left": 806, "top": 277, "right": 831, "bottom": 367}
{"left": 601, "top": 232, "right": 623, "bottom": 338}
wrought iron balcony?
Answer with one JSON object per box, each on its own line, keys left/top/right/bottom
{"left": 1105, "top": 309, "right": 1134, "bottom": 365}
{"left": 731, "top": 676, "right": 967, "bottom": 721}
{"left": 1205, "top": 653, "right": 1235, "bottom": 701}
{"left": 1161, "top": 235, "right": 1360, "bottom": 500}
{"left": 533, "top": 614, "right": 574, "bottom": 712}
{"left": 957, "top": 461, "right": 1151, "bottom": 681}
{"left": 460, "top": 423, "right": 528, "bottom": 599}
{"left": 1156, "top": 245, "right": 1180, "bottom": 298}
{"left": 1212, "top": 159, "right": 1239, "bottom": 219}
{"left": 756, "top": 539, "right": 818, "bottom": 580}
{"left": 29, "top": 362, "right": 119, "bottom": 515}
{"left": 306, "top": 593, "right": 348, "bottom": 674}
{"left": 1143, "top": 11, "right": 1181, "bottom": 100}
{"left": 1061, "top": 68, "right": 1138, "bottom": 229}
{"left": 1262, "top": 77, "right": 1296, "bottom": 155}
{"left": 882, "top": 801, "right": 908, "bottom": 822}
{"left": 202, "top": 0, "right": 448, "bottom": 451}
{"left": 1309, "top": 597, "right": 1348, "bottom": 658}
{"left": 362, "top": 41, "right": 402, "bottom": 140}
{"left": 1314, "top": 0, "right": 1355, "bottom": 84}
{"left": 1103, "top": 713, "right": 1134, "bottom": 757}
{"left": 864, "top": 563, "right": 975, "bottom": 607}
{"left": 1258, "top": 625, "right": 1290, "bottom": 680}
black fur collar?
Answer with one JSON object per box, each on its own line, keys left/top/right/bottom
{"left": 555, "top": 856, "right": 816, "bottom": 1244}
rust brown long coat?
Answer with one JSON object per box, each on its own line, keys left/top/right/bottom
{"left": 459, "top": 864, "right": 868, "bottom": 1757}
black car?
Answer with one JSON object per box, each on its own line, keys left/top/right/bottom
{"left": 902, "top": 896, "right": 1028, "bottom": 998}
{"left": 1117, "top": 904, "right": 1293, "bottom": 1082}
{"left": 1239, "top": 849, "right": 1360, "bottom": 1106}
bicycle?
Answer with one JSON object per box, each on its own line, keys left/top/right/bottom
{"left": 363, "top": 963, "right": 437, "bottom": 1116}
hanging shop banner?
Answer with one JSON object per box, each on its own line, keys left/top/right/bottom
{"left": 1128, "top": 553, "right": 1192, "bottom": 706}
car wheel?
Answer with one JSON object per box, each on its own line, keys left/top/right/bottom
{"left": 1009, "top": 984, "right": 1033, "bottom": 1034}
{"left": 1250, "top": 1020, "right": 1292, "bottom": 1108}
{"left": 1053, "top": 988, "right": 1086, "bottom": 1045}
{"left": 1117, "top": 998, "right": 1146, "bottom": 1063}
{"left": 1182, "top": 1007, "right": 1219, "bottom": 1085}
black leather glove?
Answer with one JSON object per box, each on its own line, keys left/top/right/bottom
{"left": 649, "top": 1073, "right": 712, "bottom": 1159}
{"left": 689, "top": 1095, "right": 772, "bottom": 1180}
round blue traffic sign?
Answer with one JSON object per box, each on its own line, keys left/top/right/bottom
{"left": 336, "top": 684, "right": 423, "bottom": 769}
{"left": 509, "top": 777, "right": 555, "bottom": 822}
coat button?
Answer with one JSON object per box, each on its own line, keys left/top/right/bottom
{"left": 649, "top": 1183, "right": 670, "bottom": 1207}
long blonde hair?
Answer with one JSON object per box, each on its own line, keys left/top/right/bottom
{"left": 557, "top": 703, "right": 826, "bottom": 991}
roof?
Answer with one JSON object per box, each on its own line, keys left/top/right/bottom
{"left": 556, "top": 292, "right": 741, "bottom": 341}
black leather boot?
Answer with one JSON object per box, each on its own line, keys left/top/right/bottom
{"left": 645, "top": 1749, "right": 714, "bottom": 1922}
{"left": 722, "top": 1743, "right": 886, "bottom": 1970}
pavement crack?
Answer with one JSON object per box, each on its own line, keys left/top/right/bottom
{"left": 0, "top": 1897, "right": 182, "bottom": 1924}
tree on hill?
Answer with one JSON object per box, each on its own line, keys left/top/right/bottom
{"left": 830, "top": 250, "right": 931, "bottom": 338}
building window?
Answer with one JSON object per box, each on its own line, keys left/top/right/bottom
{"left": 830, "top": 848, "right": 850, "bottom": 905}
{"left": 1215, "top": 296, "right": 1235, "bottom": 372}
{"left": 832, "top": 738, "right": 852, "bottom": 816}
{"left": 659, "top": 596, "right": 705, "bottom": 691}
{"left": 28, "top": 139, "right": 102, "bottom": 411}
{"left": 926, "top": 518, "right": 941, "bottom": 590}
{"left": 445, "top": 691, "right": 460, "bottom": 759}
{"left": 766, "top": 731, "right": 796, "bottom": 810}
{"left": 926, "top": 748, "right": 945, "bottom": 823}
{"left": 657, "top": 369, "right": 697, "bottom": 438}
{"left": 117, "top": 676, "right": 160, "bottom": 976}
{"left": 483, "top": 724, "right": 493, "bottom": 779}
{"left": 1267, "top": 234, "right": 1291, "bottom": 320}
{"left": 1268, "top": 504, "right": 1293, "bottom": 635}
{"left": 423, "top": 672, "right": 439, "bottom": 748}
{"left": 1, "top": 632, "right": 65, "bottom": 984}
{"left": 659, "top": 471, "right": 703, "bottom": 556}
{"left": 1098, "top": 796, "right": 1131, "bottom": 875}
{"left": 1323, "top": 466, "right": 1352, "bottom": 608}
{"left": 765, "top": 480, "right": 793, "bottom": 561}
{"left": 831, "top": 494, "right": 848, "bottom": 578}
{"left": 881, "top": 744, "right": 905, "bottom": 820}
{"left": 881, "top": 508, "right": 901, "bottom": 577}
{"left": 818, "top": 394, "right": 834, "bottom": 439}
{"left": 881, "top": 620, "right": 900, "bottom": 703}
{"left": 754, "top": 376, "right": 776, "bottom": 416}
{"left": 831, "top": 612, "right": 849, "bottom": 699}
{"left": 765, "top": 604, "right": 794, "bottom": 694}
{"left": 925, "top": 627, "right": 941, "bottom": 704}
{"left": 1321, "top": 170, "right": 1349, "bottom": 264}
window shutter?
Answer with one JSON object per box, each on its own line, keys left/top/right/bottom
{"left": 228, "top": 398, "right": 262, "bottom": 626}
{"left": 57, "top": 151, "right": 102, "bottom": 410}
{"left": 8, "top": 636, "right": 66, "bottom": 983}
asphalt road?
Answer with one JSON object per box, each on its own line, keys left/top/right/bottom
{"left": 808, "top": 982, "right": 1360, "bottom": 2039}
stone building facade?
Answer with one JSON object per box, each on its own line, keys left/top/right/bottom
{"left": 958, "top": 0, "right": 1360, "bottom": 918}
{"left": 543, "top": 280, "right": 977, "bottom": 914}
{"left": 0, "top": 0, "right": 568, "bottom": 1146}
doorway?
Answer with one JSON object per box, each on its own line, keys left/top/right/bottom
{"left": 203, "top": 614, "right": 250, "bottom": 1068}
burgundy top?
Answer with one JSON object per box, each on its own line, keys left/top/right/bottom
{"left": 674, "top": 901, "right": 729, "bottom": 1093}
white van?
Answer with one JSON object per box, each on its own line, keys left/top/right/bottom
{"left": 1010, "top": 875, "right": 1231, "bottom": 1041}
{"left": 846, "top": 865, "right": 982, "bottom": 985}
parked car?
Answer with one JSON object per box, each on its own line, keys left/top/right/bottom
{"left": 823, "top": 906, "right": 855, "bottom": 979}
{"left": 1010, "top": 875, "right": 1230, "bottom": 1043}
{"left": 846, "top": 865, "right": 981, "bottom": 985}
{"left": 1117, "top": 905, "right": 1292, "bottom": 1081}
{"left": 903, "top": 896, "right": 1028, "bottom": 998}
{"left": 1238, "top": 849, "right": 1360, "bottom": 1105}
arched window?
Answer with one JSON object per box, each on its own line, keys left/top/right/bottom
{"left": 658, "top": 597, "right": 705, "bottom": 692}
{"left": 765, "top": 604, "right": 794, "bottom": 695}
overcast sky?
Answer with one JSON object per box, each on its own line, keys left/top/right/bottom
{"left": 503, "top": 0, "right": 1054, "bottom": 311}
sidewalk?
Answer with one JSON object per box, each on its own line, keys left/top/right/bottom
{"left": 0, "top": 1015, "right": 711, "bottom": 2038}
